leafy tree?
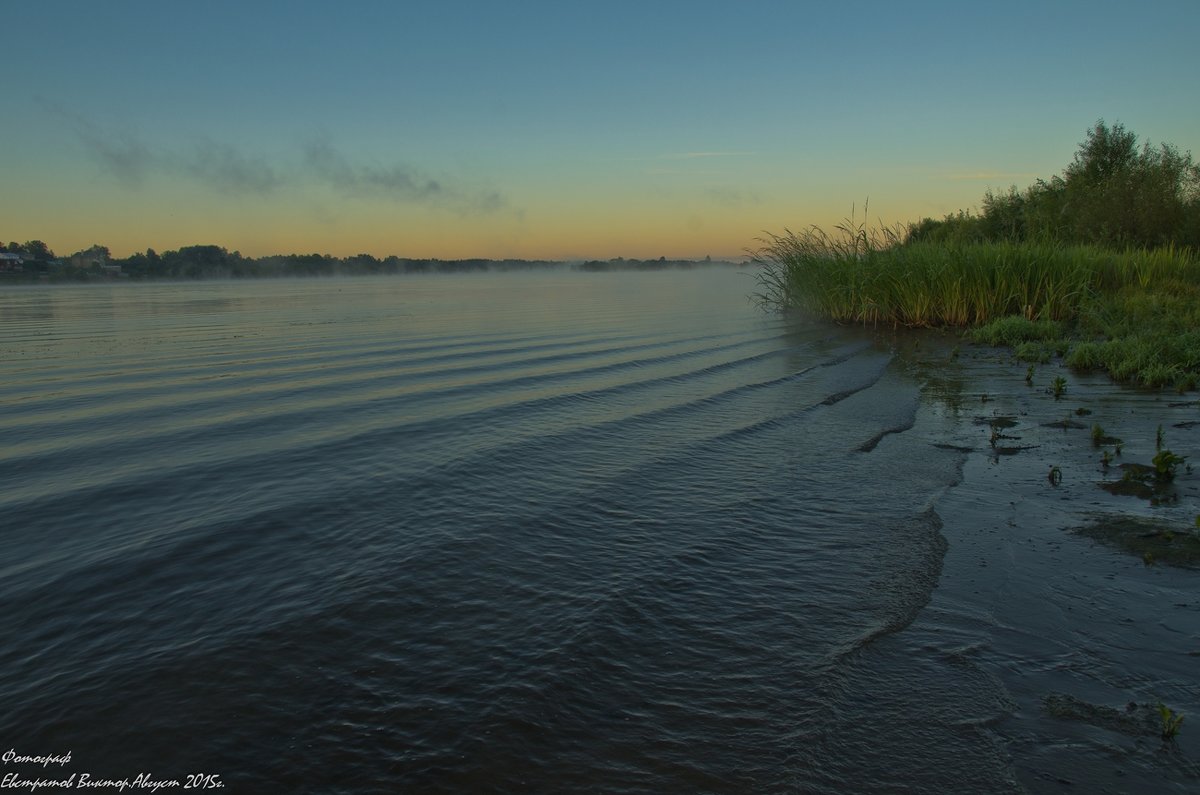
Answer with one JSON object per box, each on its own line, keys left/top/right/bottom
{"left": 1065, "top": 121, "right": 1139, "bottom": 186}
{"left": 906, "top": 210, "right": 986, "bottom": 245}
{"left": 21, "top": 240, "right": 54, "bottom": 260}
{"left": 159, "top": 245, "right": 245, "bottom": 278}
{"left": 1021, "top": 177, "right": 1068, "bottom": 242}
{"left": 980, "top": 187, "right": 1026, "bottom": 241}
{"left": 930, "top": 120, "right": 1200, "bottom": 249}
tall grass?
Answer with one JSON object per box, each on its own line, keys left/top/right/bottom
{"left": 754, "top": 216, "right": 1200, "bottom": 389}
{"left": 754, "top": 216, "right": 1199, "bottom": 328}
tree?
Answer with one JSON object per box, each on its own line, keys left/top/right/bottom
{"left": 980, "top": 187, "right": 1026, "bottom": 241}
{"left": 21, "top": 240, "right": 54, "bottom": 260}
{"left": 969, "top": 120, "right": 1200, "bottom": 248}
{"left": 1058, "top": 120, "right": 1200, "bottom": 247}
{"left": 1064, "top": 120, "right": 1139, "bottom": 187}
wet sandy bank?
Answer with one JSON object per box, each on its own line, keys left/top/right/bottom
{"left": 898, "top": 332, "right": 1200, "bottom": 793}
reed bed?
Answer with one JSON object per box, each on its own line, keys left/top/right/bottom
{"left": 754, "top": 219, "right": 1199, "bottom": 327}
{"left": 753, "top": 218, "right": 1200, "bottom": 389}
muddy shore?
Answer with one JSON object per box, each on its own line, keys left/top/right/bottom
{"left": 898, "top": 332, "right": 1200, "bottom": 793}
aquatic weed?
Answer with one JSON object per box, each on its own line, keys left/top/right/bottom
{"left": 1158, "top": 703, "right": 1185, "bottom": 740}
{"left": 1153, "top": 449, "right": 1186, "bottom": 481}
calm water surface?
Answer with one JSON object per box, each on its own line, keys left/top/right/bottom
{"left": 2, "top": 271, "right": 1188, "bottom": 793}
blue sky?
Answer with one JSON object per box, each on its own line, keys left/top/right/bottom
{"left": 4, "top": 0, "right": 1198, "bottom": 259}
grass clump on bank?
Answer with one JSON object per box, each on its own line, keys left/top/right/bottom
{"left": 755, "top": 222, "right": 1200, "bottom": 389}
{"left": 755, "top": 220, "right": 1103, "bottom": 327}
{"left": 967, "top": 266, "right": 1200, "bottom": 389}
{"left": 755, "top": 121, "right": 1200, "bottom": 390}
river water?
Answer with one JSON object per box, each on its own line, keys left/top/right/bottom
{"left": 1, "top": 270, "right": 1195, "bottom": 793}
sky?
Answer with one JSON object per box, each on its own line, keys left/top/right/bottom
{"left": 4, "top": 0, "right": 1199, "bottom": 261}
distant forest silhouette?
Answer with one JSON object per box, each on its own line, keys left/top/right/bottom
{"left": 0, "top": 241, "right": 740, "bottom": 283}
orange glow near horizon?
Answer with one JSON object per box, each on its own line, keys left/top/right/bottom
{"left": 4, "top": 168, "right": 1008, "bottom": 263}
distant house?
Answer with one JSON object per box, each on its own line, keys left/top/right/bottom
{"left": 0, "top": 253, "right": 23, "bottom": 272}
{"left": 70, "top": 249, "right": 108, "bottom": 269}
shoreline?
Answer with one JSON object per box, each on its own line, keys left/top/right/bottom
{"left": 900, "top": 333, "right": 1200, "bottom": 791}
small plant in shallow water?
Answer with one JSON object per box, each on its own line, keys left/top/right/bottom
{"left": 1091, "top": 423, "right": 1105, "bottom": 446}
{"left": 1048, "top": 465, "right": 1063, "bottom": 485}
{"left": 1051, "top": 376, "right": 1067, "bottom": 399}
{"left": 1025, "top": 364, "right": 1035, "bottom": 385}
{"left": 1158, "top": 703, "right": 1185, "bottom": 740}
{"left": 1153, "top": 449, "right": 1186, "bottom": 481}
{"left": 1156, "top": 424, "right": 1165, "bottom": 451}
{"left": 1101, "top": 449, "right": 1113, "bottom": 468}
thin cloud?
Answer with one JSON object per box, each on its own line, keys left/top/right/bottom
{"left": 72, "top": 121, "right": 155, "bottom": 187}
{"left": 181, "top": 139, "right": 282, "bottom": 195}
{"left": 60, "top": 109, "right": 279, "bottom": 196}
{"left": 706, "top": 187, "right": 761, "bottom": 207}
{"left": 646, "top": 167, "right": 727, "bottom": 176}
{"left": 462, "top": 190, "right": 506, "bottom": 215}
{"left": 659, "top": 151, "right": 757, "bottom": 160}
{"left": 302, "top": 137, "right": 506, "bottom": 215}
{"left": 302, "top": 138, "right": 442, "bottom": 200}
{"left": 47, "top": 103, "right": 508, "bottom": 213}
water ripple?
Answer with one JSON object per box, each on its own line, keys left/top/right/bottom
{"left": 0, "top": 273, "right": 985, "bottom": 793}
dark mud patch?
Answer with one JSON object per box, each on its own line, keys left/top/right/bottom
{"left": 1099, "top": 463, "right": 1181, "bottom": 503}
{"left": 821, "top": 386, "right": 869, "bottom": 406}
{"left": 989, "top": 445, "right": 1038, "bottom": 457}
{"left": 1043, "top": 419, "right": 1088, "bottom": 430}
{"left": 974, "top": 415, "right": 1019, "bottom": 429}
{"left": 1043, "top": 694, "right": 1164, "bottom": 738}
{"left": 1070, "top": 514, "right": 1200, "bottom": 568}
{"left": 856, "top": 423, "right": 915, "bottom": 453}
{"left": 933, "top": 443, "right": 975, "bottom": 453}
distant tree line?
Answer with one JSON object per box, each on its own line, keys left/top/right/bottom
{"left": 117, "top": 247, "right": 583, "bottom": 279}
{"left": 907, "top": 121, "right": 1200, "bottom": 249}
{"left": 578, "top": 255, "right": 720, "bottom": 271}
{"left": 0, "top": 242, "right": 584, "bottom": 282}
{"left": 3, "top": 239, "right": 57, "bottom": 261}
{"left": 0, "top": 239, "right": 737, "bottom": 282}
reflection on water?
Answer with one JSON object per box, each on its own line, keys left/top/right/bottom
{"left": 0, "top": 291, "right": 56, "bottom": 323}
